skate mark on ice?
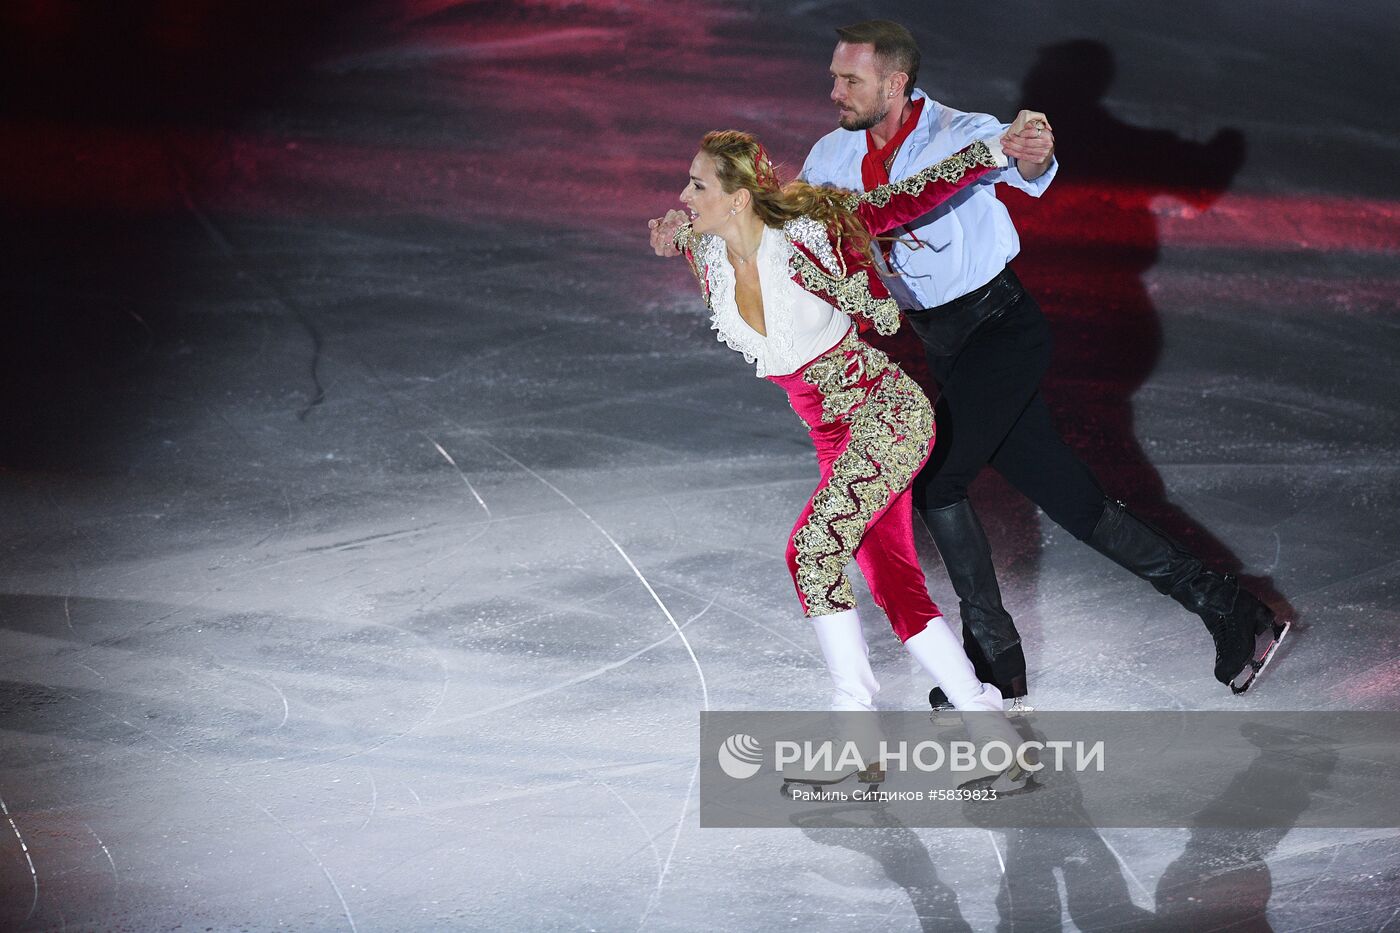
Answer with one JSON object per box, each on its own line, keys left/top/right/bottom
{"left": 73, "top": 661, "right": 106, "bottom": 682}
{"left": 404, "top": 320, "right": 596, "bottom": 389}
{"left": 2, "top": 588, "right": 220, "bottom": 686}
{"left": 1292, "top": 556, "right": 1400, "bottom": 600}
{"left": 425, "top": 434, "right": 491, "bottom": 518}
{"left": 465, "top": 433, "right": 709, "bottom": 709}
{"left": 288, "top": 620, "right": 450, "bottom": 772}
{"left": 637, "top": 760, "right": 700, "bottom": 932}
{"left": 659, "top": 581, "right": 814, "bottom": 658}
{"left": 65, "top": 694, "right": 361, "bottom": 932}
{"left": 1268, "top": 839, "right": 1343, "bottom": 914}
{"left": 470, "top": 779, "right": 587, "bottom": 807}
{"left": 243, "top": 669, "right": 291, "bottom": 731}
{"left": 0, "top": 793, "right": 39, "bottom": 921}
{"left": 558, "top": 748, "right": 665, "bottom": 881}
{"left": 1290, "top": 906, "right": 1400, "bottom": 933}
{"left": 246, "top": 800, "right": 358, "bottom": 933}
{"left": 250, "top": 481, "right": 296, "bottom": 549}
{"left": 308, "top": 526, "right": 436, "bottom": 553}
{"left": 448, "top": 579, "right": 635, "bottom": 638}
{"left": 985, "top": 831, "right": 1018, "bottom": 929}
{"left": 986, "top": 829, "right": 1005, "bottom": 874}
{"left": 1095, "top": 829, "right": 1155, "bottom": 907}
{"left": 1117, "top": 662, "right": 1189, "bottom": 711}
{"left": 359, "top": 769, "right": 379, "bottom": 831}
{"left": 444, "top": 597, "right": 714, "bottom": 722}
{"left": 171, "top": 157, "right": 325, "bottom": 420}
{"left": 82, "top": 822, "right": 119, "bottom": 896}
{"left": 423, "top": 390, "right": 710, "bottom": 926}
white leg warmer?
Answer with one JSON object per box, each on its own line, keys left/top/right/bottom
{"left": 903, "top": 617, "right": 1005, "bottom": 713}
{"left": 810, "top": 609, "right": 880, "bottom": 711}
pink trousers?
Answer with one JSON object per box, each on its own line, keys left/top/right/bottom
{"left": 768, "top": 329, "right": 941, "bottom": 642}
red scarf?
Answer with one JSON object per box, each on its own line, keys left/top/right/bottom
{"left": 860, "top": 97, "right": 925, "bottom": 190}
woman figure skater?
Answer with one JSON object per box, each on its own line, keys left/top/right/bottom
{"left": 648, "top": 127, "right": 1029, "bottom": 715}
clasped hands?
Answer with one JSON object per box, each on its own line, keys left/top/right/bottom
{"left": 999, "top": 109, "right": 1054, "bottom": 166}
{"left": 648, "top": 209, "right": 688, "bottom": 258}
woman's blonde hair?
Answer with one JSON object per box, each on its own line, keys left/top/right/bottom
{"left": 699, "top": 130, "right": 873, "bottom": 263}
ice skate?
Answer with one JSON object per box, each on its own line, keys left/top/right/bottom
{"left": 780, "top": 763, "right": 885, "bottom": 799}
{"left": 928, "top": 686, "right": 956, "bottom": 713}
{"left": 1195, "top": 576, "right": 1290, "bottom": 693}
{"left": 957, "top": 758, "right": 1038, "bottom": 796}
{"left": 929, "top": 687, "right": 1034, "bottom": 716}
{"left": 1223, "top": 602, "right": 1291, "bottom": 695}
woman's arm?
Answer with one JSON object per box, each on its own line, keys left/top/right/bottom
{"left": 672, "top": 221, "right": 705, "bottom": 281}
{"left": 670, "top": 221, "right": 728, "bottom": 309}
{"left": 850, "top": 139, "right": 1007, "bottom": 235}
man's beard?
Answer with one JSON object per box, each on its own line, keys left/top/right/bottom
{"left": 838, "top": 102, "right": 889, "bottom": 131}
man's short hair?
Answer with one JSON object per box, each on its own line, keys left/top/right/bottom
{"left": 835, "top": 20, "right": 920, "bottom": 96}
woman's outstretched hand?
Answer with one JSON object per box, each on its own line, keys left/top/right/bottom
{"left": 648, "top": 210, "right": 688, "bottom": 257}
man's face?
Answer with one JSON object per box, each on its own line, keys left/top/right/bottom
{"left": 829, "top": 41, "right": 893, "bottom": 131}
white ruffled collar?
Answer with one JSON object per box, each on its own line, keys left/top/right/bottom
{"left": 704, "top": 226, "right": 797, "bottom": 377}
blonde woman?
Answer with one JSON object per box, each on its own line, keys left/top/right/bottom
{"left": 648, "top": 130, "right": 1012, "bottom": 714}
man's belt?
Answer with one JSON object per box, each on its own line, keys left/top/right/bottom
{"left": 902, "top": 267, "right": 1025, "bottom": 357}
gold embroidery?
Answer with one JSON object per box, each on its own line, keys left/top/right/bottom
{"left": 788, "top": 248, "right": 901, "bottom": 335}
{"left": 848, "top": 140, "right": 999, "bottom": 211}
{"left": 791, "top": 333, "right": 935, "bottom": 616}
{"left": 782, "top": 216, "right": 845, "bottom": 277}
{"left": 683, "top": 216, "right": 900, "bottom": 338}
{"left": 675, "top": 222, "right": 721, "bottom": 306}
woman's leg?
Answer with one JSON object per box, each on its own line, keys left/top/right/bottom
{"left": 852, "top": 486, "right": 940, "bottom": 642}
{"left": 784, "top": 360, "right": 932, "bottom": 620}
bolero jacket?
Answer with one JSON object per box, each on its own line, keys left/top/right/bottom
{"left": 673, "top": 139, "right": 1005, "bottom": 336}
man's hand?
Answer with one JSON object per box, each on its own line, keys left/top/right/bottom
{"left": 648, "top": 209, "right": 688, "bottom": 257}
{"left": 1000, "top": 110, "right": 1055, "bottom": 176}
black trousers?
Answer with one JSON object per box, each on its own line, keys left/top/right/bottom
{"left": 912, "top": 278, "right": 1106, "bottom": 542}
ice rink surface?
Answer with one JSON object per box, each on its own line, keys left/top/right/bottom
{"left": 2, "top": 1, "right": 1399, "bottom": 929}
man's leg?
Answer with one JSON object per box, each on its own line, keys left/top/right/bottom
{"left": 913, "top": 291, "right": 1053, "bottom": 700}
{"left": 987, "top": 382, "right": 1287, "bottom": 692}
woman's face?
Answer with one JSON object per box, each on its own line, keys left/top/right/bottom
{"left": 679, "top": 151, "right": 734, "bottom": 236}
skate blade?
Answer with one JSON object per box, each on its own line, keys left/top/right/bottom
{"left": 1230, "top": 618, "right": 1292, "bottom": 694}
{"left": 960, "top": 765, "right": 1039, "bottom": 796}
{"left": 781, "top": 770, "right": 884, "bottom": 799}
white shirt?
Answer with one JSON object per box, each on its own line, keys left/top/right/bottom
{"left": 705, "top": 225, "right": 852, "bottom": 378}
{"left": 800, "top": 88, "right": 1057, "bottom": 309}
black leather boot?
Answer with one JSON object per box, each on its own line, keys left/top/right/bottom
{"left": 921, "top": 499, "right": 1027, "bottom": 703}
{"left": 1087, "top": 499, "right": 1278, "bottom": 688}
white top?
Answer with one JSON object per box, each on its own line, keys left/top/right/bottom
{"left": 801, "top": 88, "right": 1057, "bottom": 309}
{"left": 707, "top": 225, "right": 853, "bottom": 378}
